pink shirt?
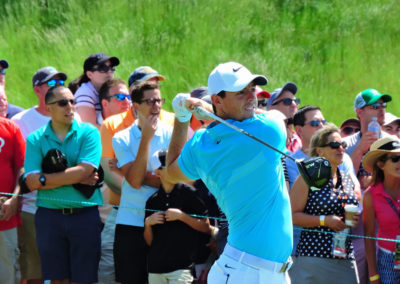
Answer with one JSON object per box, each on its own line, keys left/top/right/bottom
{"left": 370, "top": 183, "right": 400, "bottom": 252}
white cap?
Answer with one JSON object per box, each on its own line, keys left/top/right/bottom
{"left": 207, "top": 62, "right": 267, "bottom": 95}
{"left": 384, "top": 112, "right": 400, "bottom": 126}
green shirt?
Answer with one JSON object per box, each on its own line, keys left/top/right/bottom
{"left": 25, "top": 120, "right": 103, "bottom": 209}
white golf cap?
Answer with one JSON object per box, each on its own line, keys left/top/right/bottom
{"left": 384, "top": 112, "right": 400, "bottom": 126}
{"left": 207, "top": 62, "right": 267, "bottom": 95}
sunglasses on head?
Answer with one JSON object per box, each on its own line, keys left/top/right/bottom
{"left": 368, "top": 102, "right": 387, "bottom": 110}
{"left": 342, "top": 126, "right": 360, "bottom": 135}
{"left": 47, "top": 99, "right": 76, "bottom": 107}
{"left": 257, "top": 99, "right": 267, "bottom": 107}
{"left": 322, "top": 141, "right": 347, "bottom": 149}
{"left": 307, "top": 120, "right": 327, "bottom": 127}
{"left": 140, "top": 98, "right": 165, "bottom": 106}
{"left": 109, "top": 93, "right": 131, "bottom": 101}
{"left": 387, "top": 155, "right": 400, "bottom": 163}
{"left": 90, "top": 65, "right": 115, "bottom": 73}
{"left": 46, "top": 79, "right": 65, "bottom": 87}
{"left": 0, "top": 69, "right": 6, "bottom": 75}
{"left": 273, "top": 98, "right": 300, "bottom": 106}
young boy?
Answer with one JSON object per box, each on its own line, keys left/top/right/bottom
{"left": 144, "top": 150, "right": 211, "bottom": 284}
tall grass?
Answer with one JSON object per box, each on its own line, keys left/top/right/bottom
{"left": 0, "top": 0, "right": 399, "bottom": 124}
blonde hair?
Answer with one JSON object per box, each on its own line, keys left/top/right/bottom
{"left": 309, "top": 123, "right": 340, "bottom": 157}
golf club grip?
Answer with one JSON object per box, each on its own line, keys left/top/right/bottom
{"left": 192, "top": 106, "right": 295, "bottom": 161}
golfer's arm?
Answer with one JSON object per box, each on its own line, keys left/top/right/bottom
{"left": 166, "top": 118, "right": 193, "bottom": 183}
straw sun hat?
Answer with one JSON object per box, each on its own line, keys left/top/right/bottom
{"left": 362, "top": 136, "right": 400, "bottom": 172}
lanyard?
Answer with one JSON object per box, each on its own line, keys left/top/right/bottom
{"left": 385, "top": 197, "right": 400, "bottom": 219}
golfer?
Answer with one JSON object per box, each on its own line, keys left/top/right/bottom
{"left": 166, "top": 62, "right": 292, "bottom": 284}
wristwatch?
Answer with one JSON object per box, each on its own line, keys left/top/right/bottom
{"left": 39, "top": 174, "right": 46, "bottom": 186}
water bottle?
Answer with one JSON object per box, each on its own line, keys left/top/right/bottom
{"left": 368, "top": 117, "right": 380, "bottom": 138}
{"left": 332, "top": 227, "right": 349, "bottom": 258}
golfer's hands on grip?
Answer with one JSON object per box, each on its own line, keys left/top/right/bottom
{"left": 172, "top": 93, "right": 192, "bottom": 122}
{"left": 325, "top": 215, "right": 347, "bottom": 232}
{"left": 172, "top": 93, "right": 210, "bottom": 122}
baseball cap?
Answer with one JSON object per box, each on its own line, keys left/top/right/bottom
{"left": 190, "top": 86, "right": 212, "bottom": 104}
{"left": 353, "top": 88, "right": 392, "bottom": 110}
{"left": 384, "top": 112, "right": 400, "bottom": 126}
{"left": 0, "top": 60, "right": 9, "bottom": 69}
{"left": 255, "top": 86, "right": 270, "bottom": 99}
{"left": 128, "top": 66, "right": 165, "bottom": 87}
{"left": 84, "top": 52, "right": 120, "bottom": 72}
{"left": 267, "top": 82, "right": 297, "bottom": 107}
{"left": 340, "top": 118, "right": 360, "bottom": 129}
{"left": 207, "top": 62, "right": 267, "bottom": 95}
{"left": 32, "top": 66, "right": 67, "bottom": 87}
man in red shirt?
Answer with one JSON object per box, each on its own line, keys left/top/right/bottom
{"left": 0, "top": 117, "right": 25, "bottom": 284}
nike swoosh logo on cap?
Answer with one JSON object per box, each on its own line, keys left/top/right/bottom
{"left": 233, "top": 67, "right": 242, "bottom": 72}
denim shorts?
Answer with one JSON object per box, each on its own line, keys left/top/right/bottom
{"left": 35, "top": 206, "right": 102, "bottom": 282}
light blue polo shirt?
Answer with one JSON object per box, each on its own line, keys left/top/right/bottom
{"left": 24, "top": 120, "right": 103, "bottom": 209}
{"left": 178, "top": 112, "right": 293, "bottom": 262}
{"left": 112, "top": 120, "right": 172, "bottom": 227}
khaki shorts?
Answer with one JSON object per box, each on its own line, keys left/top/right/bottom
{"left": 0, "top": 227, "right": 19, "bottom": 284}
{"left": 18, "top": 211, "right": 42, "bottom": 279}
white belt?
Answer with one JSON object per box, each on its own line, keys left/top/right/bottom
{"left": 223, "top": 244, "right": 292, "bottom": 273}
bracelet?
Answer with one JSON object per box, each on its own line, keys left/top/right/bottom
{"left": 369, "top": 274, "right": 380, "bottom": 281}
{"left": 319, "top": 215, "right": 325, "bottom": 226}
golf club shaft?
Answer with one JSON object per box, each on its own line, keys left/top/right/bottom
{"left": 193, "top": 106, "right": 296, "bottom": 161}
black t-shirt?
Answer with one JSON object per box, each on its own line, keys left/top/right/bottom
{"left": 145, "top": 183, "right": 208, "bottom": 273}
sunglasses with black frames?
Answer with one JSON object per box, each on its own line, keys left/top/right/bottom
{"left": 342, "top": 127, "right": 360, "bottom": 135}
{"left": 0, "top": 69, "right": 6, "bottom": 75}
{"left": 322, "top": 141, "right": 347, "bottom": 149}
{"left": 90, "top": 65, "right": 115, "bottom": 73}
{"left": 47, "top": 99, "right": 76, "bottom": 107}
{"left": 367, "top": 102, "right": 387, "bottom": 110}
{"left": 140, "top": 98, "right": 165, "bottom": 106}
{"left": 272, "top": 98, "right": 300, "bottom": 106}
{"left": 257, "top": 99, "right": 267, "bottom": 107}
{"left": 386, "top": 155, "right": 400, "bottom": 163}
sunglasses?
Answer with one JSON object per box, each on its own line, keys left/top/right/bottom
{"left": 90, "top": 65, "right": 115, "bottom": 73}
{"left": 46, "top": 79, "right": 65, "bottom": 87}
{"left": 109, "top": 93, "right": 131, "bottom": 101}
{"left": 47, "top": 99, "right": 76, "bottom": 107}
{"left": 307, "top": 120, "right": 327, "bottom": 127}
{"left": 342, "top": 127, "right": 360, "bottom": 135}
{"left": 273, "top": 98, "right": 300, "bottom": 106}
{"left": 322, "top": 141, "right": 347, "bottom": 149}
{"left": 140, "top": 98, "right": 165, "bottom": 106}
{"left": 387, "top": 155, "right": 400, "bottom": 163}
{"left": 0, "top": 69, "right": 6, "bottom": 75}
{"left": 368, "top": 102, "right": 387, "bottom": 110}
{"left": 258, "top": 99, "right": 267, "bottom": 107}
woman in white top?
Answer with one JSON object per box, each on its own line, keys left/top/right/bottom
{"left": 75, "top": 52, "right": 119, "bottom": 129}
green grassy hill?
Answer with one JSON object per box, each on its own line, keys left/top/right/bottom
{"left": 1, "top": 0, "right": 399, "bottom": 124}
